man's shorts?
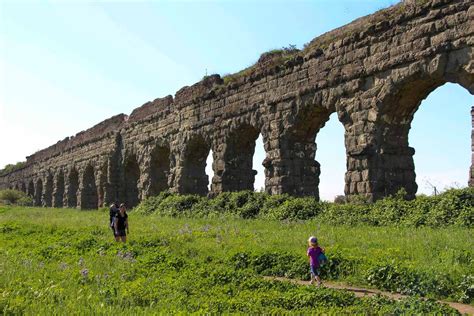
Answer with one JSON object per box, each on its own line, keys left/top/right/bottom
{"left": 115, "top": 229, "right": 126, "bottom": 237}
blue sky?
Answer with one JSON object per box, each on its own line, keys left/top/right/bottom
{"left": 1, "top": 0, "right": 472, "bottom": 200}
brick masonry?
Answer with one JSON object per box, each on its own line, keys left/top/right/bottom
{"left": 1, "top": 0, "right": 473, "bottom": 208}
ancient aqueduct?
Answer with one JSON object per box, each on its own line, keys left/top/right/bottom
{"left": 0, "top": 0, "right": 473, "bottom": 209}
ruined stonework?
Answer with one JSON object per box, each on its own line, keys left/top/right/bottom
{"left": 1, "top": 0, "right": 473, "bottom": 208}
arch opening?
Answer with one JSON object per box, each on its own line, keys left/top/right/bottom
{"left": 81, "top": 165, "right": 98, "bottom": 210}
{"left": 34, "top": 179, "right": 43, "bottom": 206}
{"left": 149, "top": 145, "right": 171, "bottom": 196}
{"left": 53, "top": 170, "right": 65, "bottom": 208}
{"left": 67, "top": 168, "right": 79, "bottom": 208}
{"left": 410, "top": 83, "right": 471, "bottom": 194}
{"left": 124, "top": 155, "right": 140, "bottom": 208}
{"left": 205, "top": 149, "right": 215, "bottom": 192}
{"left": 314, "top": 112, "right": 346, "bottom": 202}
{"left": 253, "top": 135, "right": 266, "bottom": 192}
{"left": 181, "top": 135, "right": 210, "bottom": 195}
{"left": 20, "top": 182, "right": 26, "bottom": 193}
{"left": 378, "top": 79, "right": 474, "bottom": 198}
{"left": 27, "top": 181, "right": 34, "bottom": 197}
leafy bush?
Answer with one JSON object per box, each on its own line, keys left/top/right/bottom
{"left": 0, "top": 189, "right": 30, "bottom": 205}
{"left": 262, "top": 197, "right": 322, "bottom": 220}
{"left": 17, "top": 196, "right": 34, "bottom": 206}
{"left": 230, "top": 250, "right": 352, "bottom": 281}
{"left": 456, "top": 275, "right": 474, "bottom": 303}
{"left": 134, "top": 188, "right": 473, "bottom": 228}
{"left": 157, "top": 194, "right": 204, "bottom": 217}
{"left": 333, "top": 195, "right": 346, "bottom": 204}
{"left": 134, "top": 190, "right": 172, "bottom": 215}
{"left": 365, "top": 263, "right": 466, "bottom": 300}
{"left": 362, "top": 295, "right": 459, "bottom": 315}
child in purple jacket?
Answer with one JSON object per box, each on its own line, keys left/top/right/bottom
{"left": 307, "top": 236, "right": 324, "bottom": 286}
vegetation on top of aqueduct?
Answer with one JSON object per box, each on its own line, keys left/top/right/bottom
{"left": 0, "top": 161, "right": 26, "bottom": 176}
{"left": 221, "top": 0, "right": 432, "bottom": 86}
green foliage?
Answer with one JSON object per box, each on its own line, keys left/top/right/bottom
{"left": 0, "top": 161, "right": 26, "bottom": 176}
{"left": 230, "top": 250, "right": 354, "bottom": 281}
{"left": 361, "top": 295, "right": 459, "bottom": 315}
{"left": 222, "top": 45, "right": 300, "bottom": 86}
{"left": 0, "top": 189, "right": 31, "bottom": 205}
{"left": 0, "top": 206, "right": 470, "bottom": 313}
{"left": 17, "top": 196, "right": 34, "bottom": 206}
{"left": 333, "top": 195, "right": 346, "bottom": 204}
{"left": 261, "top": 197, "right": 322, "bottom": 220}
{"left": 366, "top": 263, "right": 455, "bottom": 297}
{"left": 135, "top": 188, "right": 474, "bottom": 228}
{"left": 134, "top": 191, "right": 172, "bottom": 215}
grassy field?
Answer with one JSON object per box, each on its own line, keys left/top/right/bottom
{"left": 1, "top": 206, "right": 472, "bottom": 314}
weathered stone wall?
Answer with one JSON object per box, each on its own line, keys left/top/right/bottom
{"left": 1, "top": 0, "right": 473, "bottom": 208}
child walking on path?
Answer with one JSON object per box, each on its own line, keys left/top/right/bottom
{"left": 307, "top": 236, "right": 324, "bottom": 286}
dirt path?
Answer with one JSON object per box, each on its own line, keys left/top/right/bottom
{"left": 264, "top": 276, "right": 474, "bottom": 315}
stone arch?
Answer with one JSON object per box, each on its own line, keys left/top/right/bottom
{"left": 34, "top": 178, "right": 43, "bottom": 206}
{"left": 179, "top": 134, "right": 211, "bottom": 195}
{"left": 123, "top": 154, "right": 140, "bottom": 208}
{"left": 67, "top": 167, "right": 79, "bottom": 208}
{"left": 278, "top": 93, "right": 338, "bottom": 198}
{"left": 43, "top": 172, "right": 53, "bottom": 207}
{"left": 221, "top": 124, "right": 261, "bottom": 192}
{"left": 81, "top": 164, "right": 98, "bottom": 210}
{"left": 53, "top": 170, "right": 65, "bottom": 207}
{"left": 372, "top": 53, "right": 474, "bottom": 199}
{"left": 314, "top": 111, "right": 347, "bottom": 201}
{"left": 27, "top": 180, "right": 34, "bottom": 197}
{"left": 149, "top": 144, "right": 171, "bottom": 196}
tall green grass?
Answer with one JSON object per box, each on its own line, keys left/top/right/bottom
{"left": 1, "top": 206, "right": 472, "bottom": 314}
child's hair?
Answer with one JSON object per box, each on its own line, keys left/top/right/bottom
{"left": 308, "top": 236, "right": 318, "bottom": 247}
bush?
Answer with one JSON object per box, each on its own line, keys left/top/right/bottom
{"left": 333, "top": 195, "right": 346, "bottom": 204}
{"left": 230, "top": 250, "right": 352, "bottom": 281}
{"left": 156, "top": 194, "right": 205, "bottom": 217}
{"left": 134, "top": 188, "right": 473, "bottom": 227}
{"left": 0, "top": 189, "right": 29, "bottom": 204}
{"left": 134, "top": 191, "right": 172, "bottom": 215}
{"left": 365, "top": 263, "right": 458, "bottom": 298}
{"left": 17, "top": 196, "right": 34, "bottom": 206}
{"left": 263, "top": 197, "right": 322, "bottom": 220}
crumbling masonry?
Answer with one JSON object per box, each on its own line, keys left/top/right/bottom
{"left": 1, "top": 0, "right": 473, "bottom": 209}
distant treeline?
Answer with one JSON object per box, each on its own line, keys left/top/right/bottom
{"left": 0, "top": 161, "right": 26, "bottom": 176}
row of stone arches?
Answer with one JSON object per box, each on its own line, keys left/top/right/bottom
{"left": 6, "top": 49, "right": 473, "bottom": 207}
{"left": 22, "top": 167, "right": 81, "bottom": 208}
